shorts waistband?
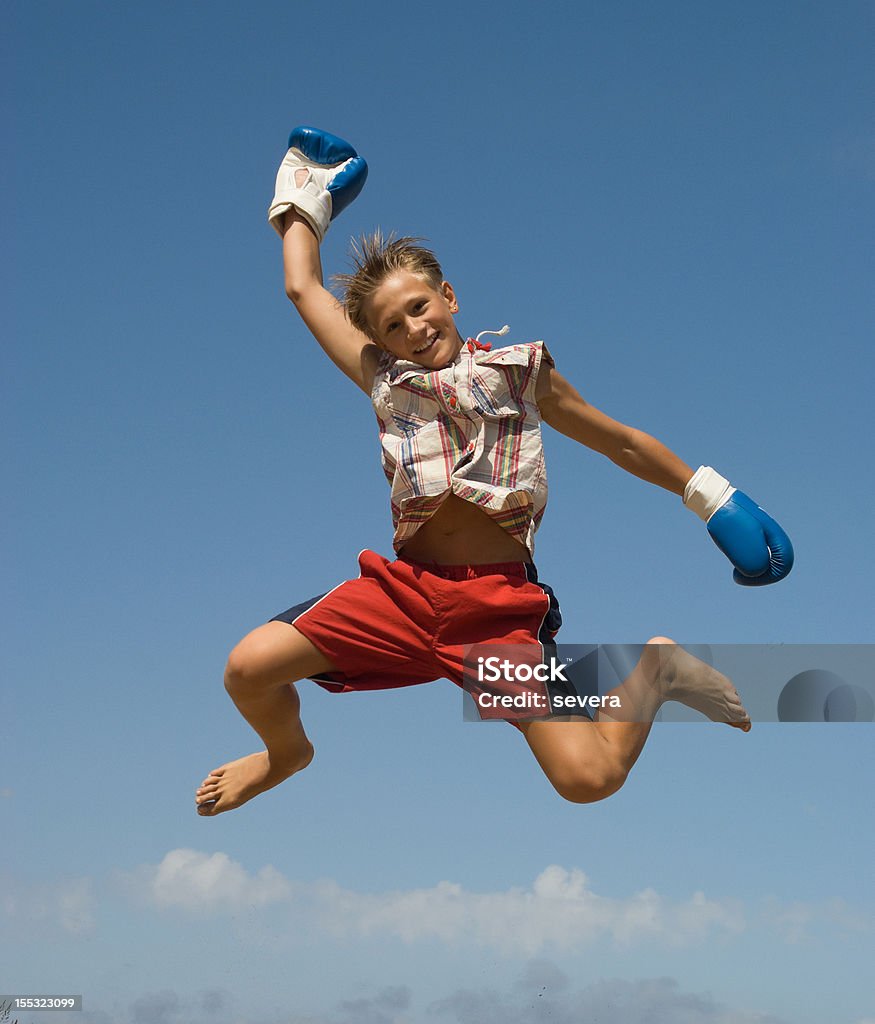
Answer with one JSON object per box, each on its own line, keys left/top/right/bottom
{"left": 397, "top": 556, "right": 536, "bottom": 582}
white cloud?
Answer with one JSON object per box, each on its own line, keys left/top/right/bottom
{"left": 125, "top": 848, "right": 293, "bottom": 911}
{"left": 123, "top": 851, "right": 742, "bottom": 952}
{"left": 308, "top": 864, "right": 744, "bottom": 954}
{"left": 120, "top": 850, "right": 872, "bottom": 957}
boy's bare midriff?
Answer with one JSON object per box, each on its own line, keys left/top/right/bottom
{"left": 397, "top": 494, "right": 532, "bottom": 565}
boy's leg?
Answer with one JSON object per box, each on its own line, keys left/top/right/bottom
{"left": 519, "top": 638, "right": 750, "bottom": 803}
{"left": 196, "top": 622, "right": 335, "bottom": 816}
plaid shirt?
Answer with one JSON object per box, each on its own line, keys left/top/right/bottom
{"left": 371, "top": 339, "right": 553, "bottom": 556}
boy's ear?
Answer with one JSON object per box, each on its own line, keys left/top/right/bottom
{"left": 442, "top": 280, "right": 459, "bottom": 312}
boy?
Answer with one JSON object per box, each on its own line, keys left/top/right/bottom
{"left": 195, "top": 127, "right": 792, "bottom": 816}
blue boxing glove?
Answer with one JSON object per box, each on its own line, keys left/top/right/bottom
{"left": 268, "top": 125, "right": 368, "bottom": 242}
{"left": 684, "top": 466, "right": 794, "bottom": 586}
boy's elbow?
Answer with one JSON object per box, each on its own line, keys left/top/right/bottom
{"left": 607, "top": 429, "right": 643, "bottom": 466}
{"left": 285, "top": 273, "right": 326, "bottom": 308}
{"left": 285, "top": 278, "right": 305, "bottom": 305}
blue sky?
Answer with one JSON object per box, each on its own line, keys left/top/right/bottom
{"left": 3, "top": 1, "right": 874, "bottom": 1022}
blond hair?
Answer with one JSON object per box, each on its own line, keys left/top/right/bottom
{"left": 334, "top": 231, "right": 444, "bottom": 340}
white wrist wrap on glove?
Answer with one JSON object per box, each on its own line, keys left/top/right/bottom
{"left": 268, "top": 149, "right": 354, "bottom": 241}
{"left": 683, "top": 466, "right": 737, "bottom": 522}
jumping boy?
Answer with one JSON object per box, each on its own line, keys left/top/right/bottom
{"left": 195, "top": 127, "right": 793, "bottom": 816}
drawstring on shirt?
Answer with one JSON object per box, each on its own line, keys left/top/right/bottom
{"left": 468, "top": 324, "right": 510, "bottom": 352}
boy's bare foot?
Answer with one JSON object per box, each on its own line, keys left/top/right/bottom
{"left": 195, "top": 744, "right": 314, "bottom": 816}
{"left": 650, "top": 638, "right": 751, "bottom": 730}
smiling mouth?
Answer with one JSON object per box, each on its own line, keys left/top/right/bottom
{"left": 413, "top": 333, "right": 438, "bottom": 355}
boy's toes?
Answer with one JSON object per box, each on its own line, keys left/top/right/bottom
{"left": 196, "top": 791, "right": 220, "bottom": 814}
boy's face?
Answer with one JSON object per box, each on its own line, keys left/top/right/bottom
{"left": 365, "top": 271, "right": 463, "bottom": 368}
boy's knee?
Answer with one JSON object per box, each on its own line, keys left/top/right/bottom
{"left": 550, "top": 759, "right": 628, "bottom": 805}
{"left": 224, "top": 643, "right": 263, "bottom": 696}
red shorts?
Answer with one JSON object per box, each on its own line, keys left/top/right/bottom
{"left": 269, "top": 549, "right": 564, "bottom": 716}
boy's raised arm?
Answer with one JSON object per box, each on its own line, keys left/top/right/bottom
{"left": 281, "top": 211, "right": 379, "bottom": 394}
{"left": 269, "top": 127, "right": 380, "bottom": 395}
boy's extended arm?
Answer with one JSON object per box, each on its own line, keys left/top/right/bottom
{"left": 282, "top": 210, "right": 380, "bottom": 394}
{"left": 536, "top": 364, "right": 692, "bottom": 493}
{"left": 536, "top": 363, "right": 794, "bottom": 584}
